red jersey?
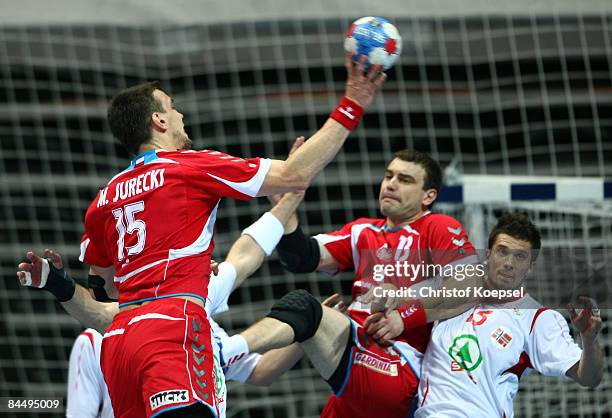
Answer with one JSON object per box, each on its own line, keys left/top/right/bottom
{"left": 79, "top": 149, "right": 270, "bottom": 307}
{"left": 314, "top": 212, "right": 477, "bottom": 352}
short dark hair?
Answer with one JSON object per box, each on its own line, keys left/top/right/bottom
{"left": 107, "top": 81, "right": 164, "bottom": 155}
{"left": 488, "top": 213, "right": 542, "bottom": 254}
{"left": 392, "top": 149, "right": 443, "bottom": 192}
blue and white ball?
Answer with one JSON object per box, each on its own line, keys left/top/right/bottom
{"left": 344, "top": 16, "right": 402, "bottom": 70}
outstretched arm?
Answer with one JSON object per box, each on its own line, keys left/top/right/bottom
{"left": 566, "top": 297, "right": 603, "bottom": 388}
{"left": 257, "top": 56, "right": 386, "bottom": 196}
{"left": 17, "top": 249, "right": 118, "bottom": 333}
{"left": 62, "top": 285, "right": 118, "bottom": 333}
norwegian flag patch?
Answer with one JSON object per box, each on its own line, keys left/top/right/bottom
{"left": 491, "top": 327, "right": 513, "bottom": 348}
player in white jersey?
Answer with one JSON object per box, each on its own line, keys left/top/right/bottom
{"left": 67, "top": 328, "right": 113, "bottom": 418}
{"left": 369, "top": 213, "right": 604, "bottom": 418}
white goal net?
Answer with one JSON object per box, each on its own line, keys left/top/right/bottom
{"left": 0, "top": 1, "right": 610, "bottom": 417}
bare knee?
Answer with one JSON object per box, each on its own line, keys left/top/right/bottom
{"left": 302, "top": 306, "right": 351, "bottom": 380}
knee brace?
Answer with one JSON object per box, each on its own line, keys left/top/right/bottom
{"left": 266, "top": 289, "right": 323, "bottom": 343}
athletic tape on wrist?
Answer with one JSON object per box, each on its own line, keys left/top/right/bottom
{"left": 398, "top": 300, "right": 427, "bottom": 331}
{"left": 329, "top": 96, "right": 364, "bottom": 130}
{"left": 23, "top": 258, "right": 50, "bottom": 288}
{"left": 241, "top": 212, "right": 284, "bottom": 256}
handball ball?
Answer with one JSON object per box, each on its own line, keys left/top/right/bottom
{"left": 344, "top": 16, "right": 402, "bottom": 70}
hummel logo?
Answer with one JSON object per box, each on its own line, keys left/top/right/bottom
{"left": 448, "top": 226, "right": 462, "bottom": 235}
{"left": 149, "top": 389, "right": 188, "bottom": 410}
{"left": 452, "top": 238, "right": 466, "bottom": 247}
{"left": 338, "top": 106, "right": 356, "bottom": 120}
{"left": 193, "top": 353, "right": 206, "bottom": 365}
{"left": 400, "top": 305, "right": 417, "bottom": 318}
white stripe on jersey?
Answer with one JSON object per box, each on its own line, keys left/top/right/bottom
{"left": 114, "top": 259, "right": 166, "bottom": 283}
{"left": 168, "top": 201, "right": 219, "bottom": 261}
{"left": 127, "top": 313, "right": 184, "bottom": 325}
{"left": 206, "top": 158, "right": 271, "bottom": 197}
{"left": 79, "top": 238, "right": 90, "bottom": 263}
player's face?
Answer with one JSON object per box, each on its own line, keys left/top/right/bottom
{"left": 379, "top": 159, "right": 433, "bottom": 222}
{"left": 153, "top": 89, "right": 192, "bottom": 150}
{"left": 486, "top": 233, "right": 534, "bottom": 290}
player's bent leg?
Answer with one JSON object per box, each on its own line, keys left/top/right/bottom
{"left": 241, "top": 316, "right": 295, "bottom": 352}
{"left": 301, "top": 305, "right": 351, "bottom": 380}
{"left": 242, "top": 289, "right": 323, "bottom": 352}
{"left": 241, "top": 290, "right": 350, "bottom": 381}
{"left": 267, "top": 289, "right": 323, "bottom": 342}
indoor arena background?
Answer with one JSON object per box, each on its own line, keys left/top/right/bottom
{"left": 0, "top": 1, "right": 610, "bottom": 417}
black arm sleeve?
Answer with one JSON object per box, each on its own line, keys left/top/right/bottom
{"left": 276, "top": 226, "right": 321, "bottom": 273}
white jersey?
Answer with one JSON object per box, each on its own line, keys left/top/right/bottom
{"left": 205, "top": 261, "right": 261, "bottom": 383}
{"left": 67, "top": 329, "right": 113, "bottom": 418}
{"left": 205, "top": 262, "right": 263, "bottom": 418}
{"left": 79, "top": 261, "right": 261, "bottom": 418}
{"left": 416, "top": 295, "right": 582, "bottom": 418}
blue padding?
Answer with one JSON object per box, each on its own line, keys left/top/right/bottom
{"left": 605, "top": 181, "right": 612, "bottom": 199}
{"left": 437, "top": 185, "right": 463, "bottom": 203}
{"left": 511, "top": 184, "right": 555, "bottom": 200}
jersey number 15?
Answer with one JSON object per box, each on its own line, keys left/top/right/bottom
{"left": 112, "top": 201, "right": 147, "bottom": 261}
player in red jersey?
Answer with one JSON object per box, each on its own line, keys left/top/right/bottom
{"left": 235, "top": 150, "right": 480, "bottom": 418}
{"left": 76, "top": 56, "right": 386, "bottom": 418}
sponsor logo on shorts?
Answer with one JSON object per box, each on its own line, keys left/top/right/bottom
{"left": 354, "top": 352, "right": 398, "bottom": 376}
{"left": 149, "top": 389, "right": 189, "bottom": 410}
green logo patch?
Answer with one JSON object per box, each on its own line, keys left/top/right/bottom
{"left": 448, "top": 334, "right": 482, "bottom": 372}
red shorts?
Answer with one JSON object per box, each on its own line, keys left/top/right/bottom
{"left": 321, "top": 321, "right": 420, "bottom": 418}
{"left": 100, "top": 298, "right": 221, "bottom": 418}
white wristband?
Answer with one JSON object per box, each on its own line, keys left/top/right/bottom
{"left": 241, "top": 212, "right": 284, "bottom": 256}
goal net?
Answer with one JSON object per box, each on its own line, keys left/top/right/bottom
{"left": 0, "top": 1, "right": 610, "bottom": 417}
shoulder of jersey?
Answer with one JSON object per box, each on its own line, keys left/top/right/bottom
{"left": 504, "top": 296, "right": 549, "bottom": 328}
{"left": 350, "top": 217, "right": 385, "bottom": 227}
{"left": 421, "top": 212, "right": 463, "bottom": 227}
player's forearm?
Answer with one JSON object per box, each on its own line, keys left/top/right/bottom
{"left": 282, "top": 119, "right": 349, "bottom": 188}
{"left": 419, "top": 268, "right": 484, "bottom": 310}
{"left": 60, "top": 285, "right": 118, "bottom": 333}
{"left": 269, "top": 192, "right": 304, "bottom": 227}
{"left": 246, "top": 344, "right": 304, "bottom": 386}
{"left": 258, "top": 121, "right": 350, "bottom": 195}
{"left": 227, "top": 235, "right": 266, "bottom": 289}
{"left": 230, "top": 197, "right": 301, "bottom": 285}
{"left": 574, "top": 338, "right": 603, "bottom": 388}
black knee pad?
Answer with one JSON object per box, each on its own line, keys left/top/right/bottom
{"left": 267, "top": 289, "right": 323, "bottom": 343}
